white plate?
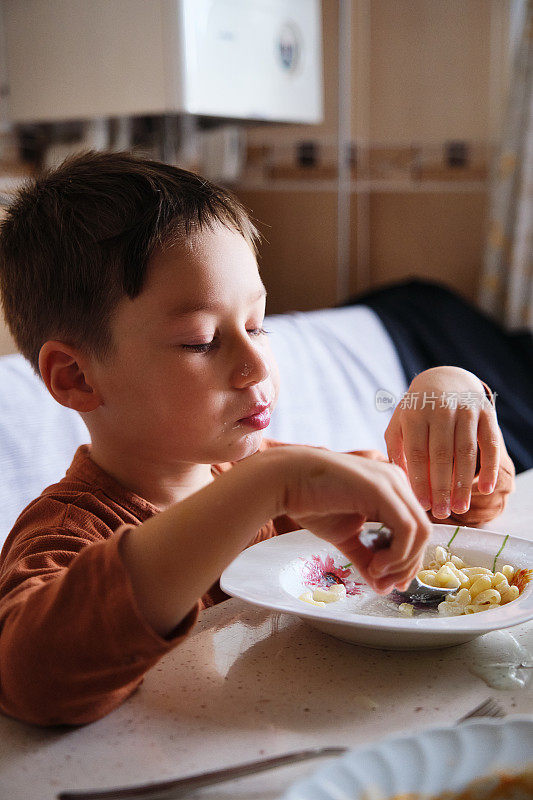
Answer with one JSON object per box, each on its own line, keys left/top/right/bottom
{"left": 282, "top": 716, "right": 533, "bottom": 800}
{"left": 220, "top": 523, "right": 533, "bottom": 649}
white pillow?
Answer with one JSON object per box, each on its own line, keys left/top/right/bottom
{"left": 0, "top": 355, "right": 89, "bottom": 543}
{"left": 266, "top": 306, "right": 407, "bottom": 451}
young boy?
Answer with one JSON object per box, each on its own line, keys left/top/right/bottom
{"left": 0, "top": 152, "right": 514, "bottom": 727}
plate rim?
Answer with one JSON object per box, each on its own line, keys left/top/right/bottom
{"left": 220, "top": 524, "right": 533, "bottom": 635}
{"left": 282, "top": 714, "right": 533, "bottom": 799}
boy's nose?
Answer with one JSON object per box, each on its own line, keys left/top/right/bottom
{"left": 231, "top": 339, "right": 270, "bottom": 388}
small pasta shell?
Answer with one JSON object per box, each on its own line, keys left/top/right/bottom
{"left": 473, "top": 588, "right": 501, "bottom": 606}
{"left": 493, "top": 585, "right": 508, "bottom": 602}
{"left": 299, "top": 591, "right": 326, "bottom": 607}
{"left": 469, "top": 575, "right": 493, "bottom": 598}
{"left": 445, "top": 562, "right": 469, "bottom": 585}
{"left": 435, "top": 565, "right": 462, "bottom": 589}
{"left": 444, "top": 561, "right": 459, "bottom": 576}
{"left": 398, "top": 603, "right": 414, "bottom": 616}
{"left": 500, "top": 585, "right": 520, "bottom": 604}
{"left": 450, "top": 555, "right": 465, "bottom": 568}
{"left": 312, "top": 585, "right": 346, "bottom": 603}
{"left": 417, "top": 569, "right": 437, "bottom": 586}
{"left": 492, "top": 572, "right": 507, "bottom": 587}
{"left": 502, "top": 565, "right": 515, "bottom": 581}
{"left": 455, "top": 588, "right": 471, "bottom": 606}
{"left": 463, "top": 567, "right": 492, "bottom": 576}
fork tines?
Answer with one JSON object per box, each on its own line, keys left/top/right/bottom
{"left": 457, "top": 697, "right": 505, "bottom": 723}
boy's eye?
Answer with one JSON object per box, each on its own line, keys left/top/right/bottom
{"left": 181, "top": 328, "right": 269, "bottom": 354}
{"left": 248, "top": 327, "right": 270, "bottom": 337}
{"left": 181, "top": 339, "right": 218, "bottom": 353}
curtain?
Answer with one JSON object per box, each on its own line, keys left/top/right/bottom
{"left": 478, "top": 0, "right": 532, "bottom": 331}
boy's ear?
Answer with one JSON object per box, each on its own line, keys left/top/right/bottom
{"left": 38, "top": 341, "right": 103, "bottom": 412}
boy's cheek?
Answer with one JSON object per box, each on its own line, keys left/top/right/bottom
{"left": 268, "top": 358, "right": 281, "bottom": 410}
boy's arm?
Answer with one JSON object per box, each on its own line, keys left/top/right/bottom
{"left": 0, "top": 448, "right": 285, "bottom": 726}
{"left": 0, "top": 526, "right": 201, "bottom": 727}
{"left": 0, "top": 455, "right": 279, "bottom": 726}
{"left": 0, "top": 445, "right": 430, "bottom": 726}
{"left": 120, "top": 445, "right": 431, "bottom": 638}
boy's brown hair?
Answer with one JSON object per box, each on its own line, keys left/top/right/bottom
{"left": 0, "top": 150, "right": 260, "bottom": 376}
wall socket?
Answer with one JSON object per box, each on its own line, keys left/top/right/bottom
{"left": 445, "top": 140, "right": 469, "bottom": 167}
{"left": 297, "top": 141, "right": 318, "bottom": 167}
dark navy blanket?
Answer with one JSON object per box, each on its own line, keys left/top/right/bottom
{"left": 345, "top": 279, "right": 533, "bottom": 474}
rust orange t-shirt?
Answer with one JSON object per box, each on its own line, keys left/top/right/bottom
{"left": 0, "top": 438, "right": 514, "bottom": 727}
{"left": 0, "top": 439, "right": 297, "bottom": 727}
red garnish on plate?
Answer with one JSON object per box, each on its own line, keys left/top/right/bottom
{"left": 511, "top": 568, "right": 533, "bottom": 594}
{"left": 301, "top": 554, "right": 363, "bottom": 595}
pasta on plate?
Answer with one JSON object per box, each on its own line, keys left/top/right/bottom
{"left": 296, "top": 541, "right": 531, "bottom": 618}
{"left": 423, "top": 544, "right": 525, "bottom": 616}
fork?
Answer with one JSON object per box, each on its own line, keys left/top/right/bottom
{"left": 455, "top": 696, "right": 505, "bottom": 724}
{"left": 57, "top": 698, "right": 505, "bottom": 800}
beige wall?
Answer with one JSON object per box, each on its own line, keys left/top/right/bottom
{"left": 239, "top": 189, "right": 340, "bottom": 314}
{"left": 239, "top": 187, "right": 489, "bottom": 315}
{"left": 367, "top": 0, "right": 494, "bottom": 145}
{"left": 234, "top": 0, "right": 510, "bottom": 316}
{"left": 357, "top": 191, "right": 489, "bottom": 299}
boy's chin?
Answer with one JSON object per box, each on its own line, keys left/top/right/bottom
{"left": 224, "top": 430, "right": 265, "bottom": 463}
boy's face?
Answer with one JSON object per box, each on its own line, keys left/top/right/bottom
{"left": 87, "top": 224, "right": 279, "bottom": 466}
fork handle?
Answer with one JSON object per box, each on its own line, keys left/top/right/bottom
{"left": 57, "top": 746, "right": 347, "bottom": 800}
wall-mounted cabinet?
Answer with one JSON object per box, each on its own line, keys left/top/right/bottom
{"left": 3, "top": 0, "right": 323, "bottom": 125}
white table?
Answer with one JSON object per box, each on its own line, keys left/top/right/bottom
{"left": 2, "top": 470, "right": 533, "bottom": 800}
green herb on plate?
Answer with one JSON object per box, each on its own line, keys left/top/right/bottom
{"left": 447, "top": 525, "right": 460, "bottom": 549}
{"left": 492, "top": 534, "right": 509, "bottom": 573}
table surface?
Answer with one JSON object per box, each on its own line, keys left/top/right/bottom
{"left": 2, "top": 469, "right": 533, "bottom": 800}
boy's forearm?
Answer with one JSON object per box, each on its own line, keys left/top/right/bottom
{"left": 119, "top": 447, "right": 288, "bottom": 638}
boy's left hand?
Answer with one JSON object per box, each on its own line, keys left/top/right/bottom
{"left": 384, "top": 367, "right": 515, "bottom": 523}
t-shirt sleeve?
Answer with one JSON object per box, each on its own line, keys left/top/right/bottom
{"left": 0, "top": 524, "right": 199, "bottom": 726}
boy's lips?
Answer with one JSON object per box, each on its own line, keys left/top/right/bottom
{"left": 237, "top": 403, "right": 271, "bottom": 430}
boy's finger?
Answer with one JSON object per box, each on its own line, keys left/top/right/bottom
{"left": 371, "top": 512, "right": 429, "bottom": 583}
{"left": 451, "top": 413, "right": 478, "bottom": 514}
{"left": 374, "top": 481, "right": 432, "bottom": 581}
{"left": 367, "top": 501, "right": 423, "bottom": 577}
{"left": 361, "top": 487, "right": 430, "bottom": 590}
{"left": 369, "top": 553, "right": 424, "bottom": 594}
{"left": 390, "top": 473, "right": 434, "bottom": 539}
{"left": 375, "top": 549, "right": 422, "bottom": 584}
{"left": 428, "top": 418, "right": 455, "bottom": 519}
{"left": 477, "top": 413, "right": 500, "bottom": 494}
{"left": 384, "top": 417, "right": 409, "bottom": 474}
{"left": 401, "top": 421, "right": 430, "bottom": 508}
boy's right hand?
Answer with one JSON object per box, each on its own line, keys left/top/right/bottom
{"left": 280, "top": 448, "right": 432, "bottom": 595}
{"left": 119, "top": 444, "right": 432, "bottom": 639}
